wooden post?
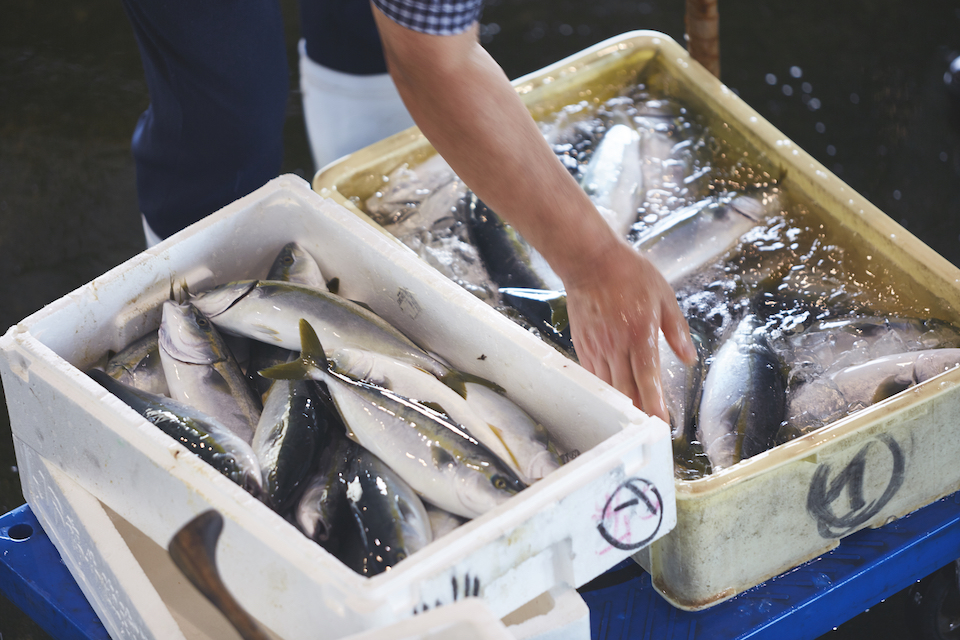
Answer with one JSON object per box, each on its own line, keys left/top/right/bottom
{"left": 685, "top": 0, "right": 720, "bottom": 79}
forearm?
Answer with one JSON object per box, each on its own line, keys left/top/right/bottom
{"left": 372, "top": 9, "right": 621, "bottom": 287}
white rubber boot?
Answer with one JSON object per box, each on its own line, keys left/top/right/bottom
{"left": 299, "top": 39, "right": 416, "bottom": 173}
{"left": 141, "top": 214, "right": 163, "bottom": 248}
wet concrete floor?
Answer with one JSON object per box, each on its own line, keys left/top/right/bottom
{"left": 2, "top": 0, "right": 959, "bottom": 637}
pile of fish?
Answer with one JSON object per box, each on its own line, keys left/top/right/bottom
{"left": 92, "top": 242, "right": 565, "bottom": 576}
{"left": 360, "top": 76, "right": 960, "bottom": 479}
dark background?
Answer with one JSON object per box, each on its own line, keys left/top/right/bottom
{"left": 2, "top": 0, "right": 959, "bottom": 637}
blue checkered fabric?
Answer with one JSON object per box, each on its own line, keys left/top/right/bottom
{"left": 373, "top": 0, "right": 484, "bottom": 35}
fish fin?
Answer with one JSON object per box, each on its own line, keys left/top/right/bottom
{"left": 259, "top": 319, "right": 329, "bottom": 380}
{"left": 455, "top": 372, "right": 506, "bottom": 396}
{"left": 438, "top": 372, "right": 468, "bottom": 398}
{"left": 259, "top": 360, "right": 313, "bottom": 381}
{"left": 326, "top": 277, "right": 340, "bottom": 295}
{"left": 420, "top": 401, "right": 451, "bottom": 417}
{"left": 872, "top": 377, "right": 913, "bottom": 403}
{"left": 487, "top": 424, "right": 522, "bottom": 473}
{"left": 431, "top": 446, "right": 456, "bottom": 470}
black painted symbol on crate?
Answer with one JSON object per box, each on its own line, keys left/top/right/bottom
{"left": 412, "top": 573, "right": 481, "bottom": 615}
{"left": 806, "top": 434, "right": 905, "bottom": 538}
{"left": 596, "top": 478, "right": 664, "bottom": 551}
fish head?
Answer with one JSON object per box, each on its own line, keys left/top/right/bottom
{"left": 158, "top": 301, "right": 227, "bottom": 365}
{"left": 190, "top": 280, "right": 258, "bottom": 318}
{"left": 266, "top": 242, "right": 326, "bottom": 289}
{"left": 454, "top": 458, "right": 525, "bottom": 517}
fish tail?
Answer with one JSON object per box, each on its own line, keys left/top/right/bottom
{"left": 259, "top": 319, "right": 330, "bottom": 380}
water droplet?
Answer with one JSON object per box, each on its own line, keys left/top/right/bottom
{"left": 816, "top": 122, "right": 826, "bottom": 134}
{"left": 558, "top": 23, "right": 573, "bottom": 36}
{"left": 826, "top": 145, "right": 836, "bottom": 156}
{"left": 801, "top": 82, "right": 813, "bottom": 94}
{"left": 813, "top": 572, "right": 833, "bottom": 587}
{"left": 807, "top": 97, "right": 821, "bottom": 111}
{"left": 850, "top": 93, "right": 860, "bottom": 104}
{"left": 790, "top": 65, "right": 803, "bottom": 78}
{"left": 893, "top": 190, "right": 901, "bottom": 200}
{"left": 765, "top": 73, "right": 777, "bottom": 85}
{"left": 940, "top": 151, "right": 949, "bottom": 162}
{"left": 782, "top": 84, "right": 794, "bottom": 96}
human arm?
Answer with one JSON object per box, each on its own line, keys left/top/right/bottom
{"left": 371, "top": 7, "right": 696, "bottom": 420}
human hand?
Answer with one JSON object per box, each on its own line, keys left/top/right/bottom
{"left": 565, "top": 239, "right": 696, "bottom": 421}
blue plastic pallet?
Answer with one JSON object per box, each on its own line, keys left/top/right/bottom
{"left": 0, "top": 504, "right": 110, "bottom": 640}
{"left": 1, "top": 492, "right": 959, "bottom": 640}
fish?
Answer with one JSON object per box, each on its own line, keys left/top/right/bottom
{"left": 697, "top": 314, "right": 786, "bottom": 471}
{"left": 265, "top": 241, "right": 327, "bottom": 290}
{"left": 339, "top": 446, "right": 433, "bottom": 576}
{"left": 104, "top": 331, "right": 169, "bottom": 396}
{"left": 460, "top": 194, "right": 565, "bottom": 292}
{"left": 190, "top": 280, "right": 458, "bottom": 387}
{"left": 782, "top": 316, "right": 960, "bottom": 379}
{"left": 460, "top": 382, "right": 562, "bottom": 484}
{"left": 261, "top": 319, "right": 526, "bottom": 519}
{"left": 330, "top": 344, "right": 562, "bottom": 485}
{"left": 659, "top": 319, "right": 711, "bottom": 446}
{"left": 252, "top": 377, "right": 328, "bottom": 512}
{"left": 498, "top": 287, "right": 574, "bottom": 356}
{"left": 87, "top": 369, "right": 262, "bottom": 496}
{"left": 326, "top": 346, "right": 524, "bottom": 480}
{"left": 294, "top": 428, "right": 358, "bottom": 554}
{"left": 579, "top": 123, "right": 643, "bottom": 238}
{"left": 364, "top": 154, "right": 459, "bottom": 227}
{"left": 246, "top": 243, "right": 326, "bottom": 398}
{"left": 633, "top": 190, "right": 781, "bottom": 285}
{"left": 157, "top": 300, "right": 263, "bottom": 443}
{"left": 784, "top": 348, "right": 960, "bottom": 436}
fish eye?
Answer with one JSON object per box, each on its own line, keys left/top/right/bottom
{"left": 196, "top": 317, "right": 209, "bottom": 327}
{"left": 281, "top": 255, "right": 294, "bottom": 265}
{"left": 492, "top": 475, "right": 508, "bottom": 491}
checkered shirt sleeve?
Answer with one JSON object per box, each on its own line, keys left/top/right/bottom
{"left": 372, "top": 0, "right": 484, "bottom": 36}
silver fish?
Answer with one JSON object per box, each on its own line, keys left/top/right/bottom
{"left": 266, "top": 242, "right": 327, "bottom": 290}
{"left": 580, "top": 123, "right": 643, "bottom": 238}
{"left": 785, "top": 348, "right": 960, "bottom": 435}
{"left": 660, "top": 321, "right": 710, "bottom": 446}
{"left": 633, "top": 191, "right": 781, "bottom": 285}
{"left": 783, "top": 316, "right": 960, "bottom": 379}
{"left": 104, "top": 331, "right": 169, "bottom": 396}
{"left": 364, "top": 154, "right": 458, "bottom": 226}
{"left": 340, "top": 447, "right": 433, "bottom": 576}
{"left": 88, "top": 369, "right": 262, "bottom": 497}
{"left": 327, "top": 346, "right": 523, "bottom": 482}
{"left": 461, "top": 382, "right": 562, "bottom": 485}
{"left": 247, "top": 243, "right": 326, "bottom": 398}
{"left": 158, "top": 301, "right": 262, "bottom": 443}
{"left": 262, "top": 319, "right": 526, "bottom": 519}
{"left": 190, "top": 280, "right": 457, "bottom": 386}
{"left": 697, "top": 314, "right": 786, "bottom": 471}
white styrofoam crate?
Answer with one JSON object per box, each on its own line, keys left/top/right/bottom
{"left": 313, "top": 30, "right": 960, "bottom": 610}
{"left": 0, "top": 175, "right": 673, "bottom": 639}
